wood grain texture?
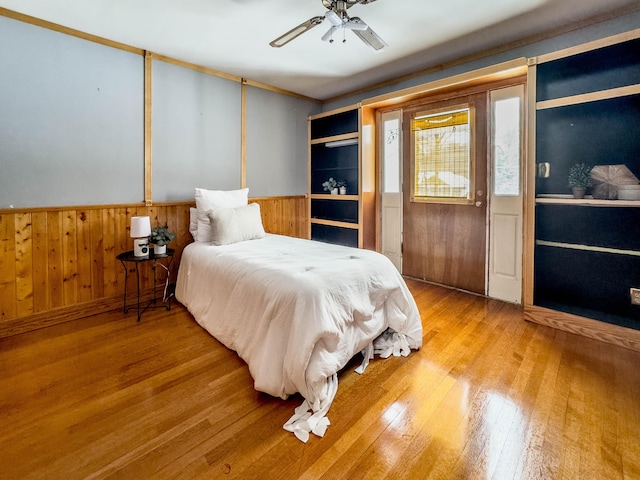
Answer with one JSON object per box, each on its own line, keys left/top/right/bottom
{"left": 402, "top": 92, "right": 488, "bottom": 295}
{"left": 0, "top": 196, "right": 307, "bottom": 338}
{"left": 1, "top": 279, "right": 639, "bottom": 479}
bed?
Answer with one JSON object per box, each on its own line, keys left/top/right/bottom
{"left": 175, "top": 188, "right": 422, "bottom": 441}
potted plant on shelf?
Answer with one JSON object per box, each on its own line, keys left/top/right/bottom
{"left": 568, "top": 163, "right": 593, "bottom": 199}
{"left": 322, "top": 177, "right": 339, "bottom": 195}
{"left": 149, "top": 224, "right": 175, "bottom": 255}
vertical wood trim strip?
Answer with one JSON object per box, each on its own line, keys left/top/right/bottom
{"left": 32, "top": 212, "right": 48, "bottom": 313}
{"left": 523, "top": 62, "right": 537, "bottom": 307}
{"left": 241, "top": 79, "right": 247, "bottom": 189}
{"left": 144, "top": 51, "right": 153, "bottom": 206}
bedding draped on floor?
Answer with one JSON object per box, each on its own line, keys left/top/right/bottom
{"left": 176, "top": 234, "right": 422, "bottom": 441}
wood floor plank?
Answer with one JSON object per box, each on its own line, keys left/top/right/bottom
{"left": 2, "top": 280, "right": 640, "bottom": 480}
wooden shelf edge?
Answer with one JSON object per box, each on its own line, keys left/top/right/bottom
{"left": 536, "top": 198, "right": 640, "bottom": 207}
{"left": 310, "top": 194, "right": 359, "bottom": 201}
{"left": 310, "top": 132, "right": 359, "bottom": 145}
{"left": 310, "top": 218, "right": 359, "bottom": 229}
{"left": 536, "top": 84, "right": 640, "bottom": 110}
{"left": 524, "top": 304, "right": 640, "bottom": 353}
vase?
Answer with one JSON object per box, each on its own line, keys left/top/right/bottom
{"left": 339, "top": 186, "right": 347, "bottom": 195}
{"left": 331, "top": 188, "right": 339, "bottom": 195}
{"left": 571, "top": 187, "right": 586, "bottom": 199}
{"left": 153, "top": 244, "right": 167, "bottom": 255}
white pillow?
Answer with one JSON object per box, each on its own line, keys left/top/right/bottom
{"left": 194, "top": 187, "right": 249, "bottom": 243}
{"left": 189, "top": 207, "right": 198, "bottom": 240}
{"left": 208, "top": 203, "right": 266, "bottom": 246}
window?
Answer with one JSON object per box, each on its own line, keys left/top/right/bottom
{"left": 382, "top": 116, "right": 400, "bottom": 193}
{"left": 491, "top": 86, "right": 523, "bottom": 196}
{"left": 410, "top": 104, "right": 474, "bottom": 203}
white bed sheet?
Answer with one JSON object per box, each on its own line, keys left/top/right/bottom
{"left": 175, "top": 234, "right": 422, "bottom": 440}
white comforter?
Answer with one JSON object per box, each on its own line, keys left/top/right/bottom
{"left": 175, "top": 234, "right": 422, "bottom": 440}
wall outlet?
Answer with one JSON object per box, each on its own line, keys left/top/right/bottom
{"left": 631, "top": 288, "right": 640, "bottom": 305}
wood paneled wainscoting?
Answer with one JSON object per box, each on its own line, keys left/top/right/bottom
{"left": 0, "top": 196, "right": 307, "bottom": 338}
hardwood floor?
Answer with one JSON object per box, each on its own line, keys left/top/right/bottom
{"left": 1, "top": 279, "right": 639, "bottom": 480}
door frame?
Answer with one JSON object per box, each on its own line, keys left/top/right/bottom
{"left": 364, "top": 60, "right": 528, "bottom": 298}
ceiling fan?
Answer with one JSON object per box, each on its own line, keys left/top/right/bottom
{"left": 269, "top": 0, "right": 388, "bottom": 51}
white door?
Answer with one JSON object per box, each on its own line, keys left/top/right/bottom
{"left": 488, "top": 84, "right": 525, "bottom": 304}
{"left": 380, "top": 110, "right": 403, "bottom": 272}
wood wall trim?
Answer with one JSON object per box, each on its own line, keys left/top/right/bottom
{"left": 243, "top": 78, "right": 319, "bottom": 103}
{"left": 144, "top": 51, "right": 153, "bottom": 206}
{"left": 536, "top": 84, "right": 640, "bottom": 110}
{"left": 0, "top": 8, "right": 320, "bottom": 103}
{"left": 241, "top": 79, "right": 247, "bottom": 189}
{"left": 1, "top": 294, "right": 123, "bottom": 339}
{"left": 0, "top": 197, "right": 307, "bottom": 215}
{"left": 535, "top": 27, "right": 640, "bottom": 64}
{"left": 362, "top": 59, "right": 527, "bottom": 109}
{"left": 522, "top": 64, "right": 537, "bottom": 307}
{"left": 0, "top": 7, "right": 143, "bottom": 55}
{"left": 524, "top": 304, "right": 640, "bottom": 353}
{"left": 0, "top": 203, "right": 147, "bottom": 215}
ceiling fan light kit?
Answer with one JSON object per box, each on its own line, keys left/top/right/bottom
{"left": 269, "top": 0, "right": 387, "bottom": 51}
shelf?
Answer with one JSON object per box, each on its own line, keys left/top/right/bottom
{"left": 536, "top": 84, "right": 640, "bottom": 110}
{"left": 530, "top": 32, "right": 640, "bottom": 340}
{"left": 310, "top": 218, "right": 359, "bottom": 229}
{"left": 311, "top": 166, "right": 358, "bottom": 172}
{"left": 310, "top": 132, "right": 359, "bottom": 145}
{"left": 310, "top": 107, "right": 359, "bottom": 140}
{"left": 310, "top": 194, "right": 358, "bottom": 200}
{"left": 535, "top": 239, "right": 640, "bottom": 257}
{"left": 535, "top": 35, "right": 640, "bottom": 102}
{"left": 536, "top": 197, "right": 640, "bottom": 207}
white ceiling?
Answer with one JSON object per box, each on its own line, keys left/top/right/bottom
{"left": 1, "top": 0, "right": 638, "bottom": 100}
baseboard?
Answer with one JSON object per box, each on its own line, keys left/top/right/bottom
{"left": 524, "top": 304, "right": 640, "bottom": 352}
{"left": 0, "top": 288, "right": 159, "bottom": 338}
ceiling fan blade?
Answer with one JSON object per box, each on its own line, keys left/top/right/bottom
{"left": 351, "top": 23, "right": 388, "bottom": 51}
{"left": 269, "top": 16, "right": 325, "bottom": 48}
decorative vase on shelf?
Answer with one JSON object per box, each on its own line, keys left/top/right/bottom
{"left": 339, "top": 185, "right": 347, "bottom": 195}
{"left": 330, "top": 188, "right": 339, "bottom": 195}
{"left": 571, "top": 187, "right": 586, "bottom": 199}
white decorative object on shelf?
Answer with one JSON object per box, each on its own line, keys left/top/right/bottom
{"left": 617, "top": 184, "right": 640, "bottom": 201}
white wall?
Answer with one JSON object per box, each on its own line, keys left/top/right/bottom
{"left": 0, "top": 15, "right": 144, "bottom": 207}
{"left": 0, "top": 14, "right": 320, "bottom": 208}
